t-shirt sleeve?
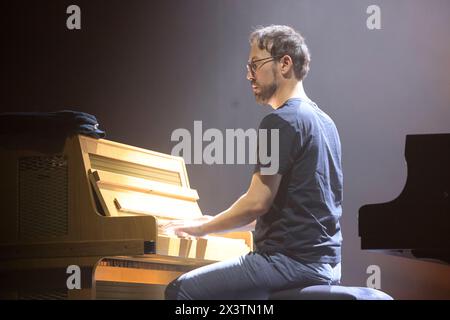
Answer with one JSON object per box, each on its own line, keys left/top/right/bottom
{"left": 253, "top": 113, "right": 299, "bottom": 175}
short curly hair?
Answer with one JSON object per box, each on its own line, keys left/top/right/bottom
{"left": 249, "top": 25, "right": 311, "bottom": 81}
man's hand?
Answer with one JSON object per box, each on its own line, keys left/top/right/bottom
{"left": 162, "top": 215, "right": 213, "bottom": 238}
{"left": 173, "top": 224, "right": 207, "bottom": 238}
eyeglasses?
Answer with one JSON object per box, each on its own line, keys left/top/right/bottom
{"left": 246, "top": 56, "right": 280, "bottom": 76}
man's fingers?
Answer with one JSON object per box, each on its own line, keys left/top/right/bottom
{"left": 174, "top": 228, "right": 193, "bottom": 239}
{"left": 164, "top": 221, "right": 183, "bottom": 227}
{"left": 163, "top": 219, "right": 200, "bottom": 229}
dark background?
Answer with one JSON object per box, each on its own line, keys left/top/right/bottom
{"left": 2, "top": 0, "right": 450, "bottom": 299}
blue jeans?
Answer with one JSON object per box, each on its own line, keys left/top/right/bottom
{"left": 165, "top": 252, "right": 341, "bottom": 300}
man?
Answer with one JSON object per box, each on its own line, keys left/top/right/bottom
{"left": 164, "top": 25, "right": 343, "bottom": 300}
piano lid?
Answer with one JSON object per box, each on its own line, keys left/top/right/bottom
{"left": 80, "top": 135, "right": 204, "bottom": 220}
{"left": 359, "top": 134, "right": 450, "bottom": 264}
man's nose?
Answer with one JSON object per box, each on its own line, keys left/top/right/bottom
{"left": 246, "top": 68, "right": 255, "bottom": 81}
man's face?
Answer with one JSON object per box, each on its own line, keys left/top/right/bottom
{"left": 247, "top": 42, "right": 279, "bottom": 105}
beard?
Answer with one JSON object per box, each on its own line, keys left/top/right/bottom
{"left": 254, "top": 81, "right": 277, "bottom": 105}
{"left": 252, "top": 67, "right": 279, "bottom": 105}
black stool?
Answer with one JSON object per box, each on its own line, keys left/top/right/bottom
{"left": 269, "top": 285, "right": 393, "bottom": 300}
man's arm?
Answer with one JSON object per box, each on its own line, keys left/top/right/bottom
{"left": 173, "top": 172, "right": 282, "bottom": 237}
{"left": 217, "top": 220, "right": 256, "bottom": 233}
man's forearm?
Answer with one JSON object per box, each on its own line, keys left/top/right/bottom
{"left": 201, "top": 194, "right": 264, "bottom": 234}
{"left": 209, "top": 220, "right": 256, "bottom": 234}
{"left": 228, "top": 220, "right": 256, "bottom": 232}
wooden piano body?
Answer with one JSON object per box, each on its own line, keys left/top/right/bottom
{"left": 0, "top": 135, "right": 252, "bottom": 299}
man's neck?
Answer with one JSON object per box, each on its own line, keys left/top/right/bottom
{"left": 268, "top": 81, "right": 310, "bottom": 109}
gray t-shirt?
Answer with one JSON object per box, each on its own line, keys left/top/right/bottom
{"left": 254, "top": 98, "right": 343, "bottom": 264}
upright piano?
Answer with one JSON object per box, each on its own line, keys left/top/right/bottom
{"left": 359, "top": 134, "right": 450, "bottom": 264}
{"left": 0, "top": 134, "right": 252, "bottom": 299}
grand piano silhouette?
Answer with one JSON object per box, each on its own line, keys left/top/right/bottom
{"left": 359, "top": 134, "right": 450, "bottom": 264}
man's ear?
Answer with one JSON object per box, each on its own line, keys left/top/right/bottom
{"left": 280, "top": 55, "right": 294, "bottom": 77}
